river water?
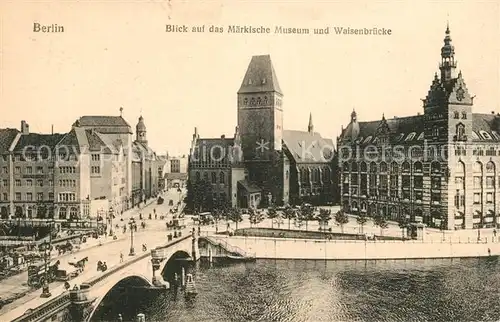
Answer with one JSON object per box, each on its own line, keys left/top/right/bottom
{"left": 100, "top": 258, "right": 500, "bottom": 322}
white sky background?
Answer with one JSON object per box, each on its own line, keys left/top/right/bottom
{"left": 0, "top": 0, "right": 498, "bottom": 155}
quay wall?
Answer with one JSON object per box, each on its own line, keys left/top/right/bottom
{"left": 217, "top": 236, "right": 500, "bottom": 260}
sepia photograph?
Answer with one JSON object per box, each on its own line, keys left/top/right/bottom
{"left": 0, "top": 0, "right": 499, "bottom": 321}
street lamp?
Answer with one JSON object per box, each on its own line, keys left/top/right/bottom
{"left": 109, "top": 207, "right": 114, "bottom": 236}
{"left": 128, "top": 217, "right": 136, "bottom": 256}
{"left": 40, "top": 218, "right": 55, "bottom": 298}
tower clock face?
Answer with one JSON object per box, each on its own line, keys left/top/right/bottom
{"left": 456, "top": 87, "right": 465, "bottom": 101}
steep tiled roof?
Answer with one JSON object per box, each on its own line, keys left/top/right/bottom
{"left": 73, "top": 116, "right": 132, "bottom": 134}
{"left": 283, "top": 130, "right": 334, "bottom": 164}
{"left": 471, "top": 113, "right": 500, "bottom": 142}
{"left": 353, "top": 115, "right": 425, "bottom": 145}
{"left": 12, "top": 133, "right": 66, "bottom": 152}
{"left": 0, "top": 129, "right": 19, "bottom": 153}
{"left": 238, "top": 55, "right": 283, "bottom": 95}
{"left": 238, "top": 180, "right": 262, "bottom": 193}
{"left": 342, "top": 112, "right": 500, "bottom": 144}
{"left": 74, "top": 116, "right": 130, "bottom": 127}
{"left": 56, "top": 129, "right": 81, "bottom": 153}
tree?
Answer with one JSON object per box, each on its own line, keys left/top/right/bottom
{"left": 334, "top": 210, "right": 349, "bottom": 233}
{"left": 317, "top": 208, "right": 332, "bottom": 231}
{"left": 356, "top": 214, "right": 368, "bottom": 234}
{"left": 282, "top": 205, "right": 296, "bottom": 230}
{"left": 249, "top": 209, "right": 265, "bottom": 227}
{"left": 299, "top": 204, "right": 315, "bottom": 231}
{"left": 267, "top": 206, "right": 278, "bottom": 229}
{"left": 398, "top": 217, "right": 410, "bottom": 240}
{"left": 212, "top": 207, "right": 223, "bottom": 230}
{"left": 228, "top": 207, "right": 243, "bottom": 231}
{"left": 373, "top": 214, "right": 389, "bottom": 236}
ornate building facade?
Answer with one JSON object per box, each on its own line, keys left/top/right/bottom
{"left": 338, "top": 25, "right": 497, "bottom": 230}
{"left": 188, "top": 55, "right": 336, "bottom": 211}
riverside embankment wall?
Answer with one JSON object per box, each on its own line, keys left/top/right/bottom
{"left": 218, "top": 236, "right": 499, "bottom": 260}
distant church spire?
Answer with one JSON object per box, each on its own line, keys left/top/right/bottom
{"left": 308, "top": 112, "right": 314, "bottom": 133}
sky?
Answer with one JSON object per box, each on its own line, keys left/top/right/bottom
{"left": 0, "top": 0, "right": 499, "bottom": 156}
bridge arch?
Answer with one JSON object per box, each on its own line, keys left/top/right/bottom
{"left": 160, "top": 250, "right": 192, "bottom": 285}
{"left": 88, "top": 274, "right": 153, "bottom": 322}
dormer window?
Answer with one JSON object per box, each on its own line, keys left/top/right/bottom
{"left": 417, "top": 132, "right": 425, "bottom": 140}
{"left": 405, "top": 132, "right": 416, "bottom": 141}
{"left": 395, "top": 133, "right": 404, "bottom": 142}
{"left": 479, "top": 130, "right": 492, "bottom": 140}
{"left": 461, "top": 112, "right": 467, "bottom": 119}
{"left": 363, "top": 136, "right": 372, "bottom": 144}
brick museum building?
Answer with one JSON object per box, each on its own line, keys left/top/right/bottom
{"left": 188, "top": 55, "right": 337, "bottom": 210}
{"left": 338, "top": 25, "right": 499, "bottom": 230}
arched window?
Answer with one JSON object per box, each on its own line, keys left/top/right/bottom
{"left": 456, "top": 123, "right": 465, "bottom": 139}
{"left": 286, "top": 170, "right": 289, "bottom": 180}
{"left": 360, "top": 162, "right": 367, "bottom": 172}
{"left": 453, "top": 111, "right": 459, "bottom": 119}
{"left": 486, "top": 161, "right": 495, "bottom": 173}
{"left": 432, "top": 126, "right": 439, "bottom": 137}
{"left": 203, "top": 172, "right": 209, "bottom": 182}
{"left": 402, "top": 161, "right": 411, "bottom": 173}
{"left": 195, "top": 172, "right": 201, "bottom": 182}
{"left": 219, "top": 172, "right": 225, "bottom": 184}
{"left": 369, "top": 162, "right": 377, "bottom": 173}
{"left": 456, "top": 161, "right": 465, "bottom": 174}
{"left": 431, "top": 161, "right": 441, "bottom": 174}
{"left": 69, "top": 207, "right": 78, "bottom": 220}
{"left": 462, "top": 112, "right": 467, "bottom": 119}
{"left": 391, "top": 162, "right": 399, "bottom": 174}
{"left": 343, "top": 162, "right": 349, "bottom": 172}
{"left": 379, "top": 162, "right": 388, "bottom": 173}
{"left": 414, "top": 161, "right": 423, "bottom": 173}
{"left": 59, "top": 207, "right": 67, "bottom": 220}
{"left": 211, "top": 172, "right": 217, "bottom": 184}
{"left": 473, "top": 161, "right": 482, "bottom": 174}
{"left": 351, "top": 162, "right": 359, "bottom": 172}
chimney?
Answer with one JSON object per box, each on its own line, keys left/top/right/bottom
{"left": 51, "top": 124, "right": 54, "bottom": 135}
{"left": 20, "top": 120, "right": 29, "bottom": 135}
{"left": 221, "top": 134, "right": 226, "bottom": 139}
{"left": 492, "top": 111, "right": 495, "bottom": 114}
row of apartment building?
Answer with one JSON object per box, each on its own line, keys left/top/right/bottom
{"left": 0, "top": 114, "right": 165, "bottom": 220}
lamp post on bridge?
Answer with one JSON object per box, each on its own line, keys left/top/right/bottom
{"left": 108, "top": 207, "right": 114, "bottom": 236}
{"left": 40, "top": 217, "right": 55, "bottom": 298}
{"left": 129, "top": 217, "right": 136, "bottom": 256}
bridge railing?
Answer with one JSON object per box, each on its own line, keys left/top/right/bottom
{"left": 7, "top": 234, "right": 193, "bottom": 322}
{"left": 203, "top": 236, "right": 256, "bottom": 259}
{"left": 10, "top": 293, "right": 70, "bottom": 322}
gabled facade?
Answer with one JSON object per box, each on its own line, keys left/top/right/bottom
{"left": 338, "top": 25, "right": 497, "bottom": 230}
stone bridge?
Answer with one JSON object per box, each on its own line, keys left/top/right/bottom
{"left": 11, "top": 232, "right": 199, "bottom": 322}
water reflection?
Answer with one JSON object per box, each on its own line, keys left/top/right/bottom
{"left": 101, "top": 258, "right": 500, "bottom": 322}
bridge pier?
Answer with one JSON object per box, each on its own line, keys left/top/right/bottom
{"left": 151, "top": 257, "right": 169, "bottom": 289}
{"left": 68, "top": 284, "right": 97, "bottom": 322}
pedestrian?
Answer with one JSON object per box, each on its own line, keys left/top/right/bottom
{"left": 494, "top": 229, "right": 497, "bottom": 237}
{"left": 120, "top": 252, "right": 124, "bottom": 263}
